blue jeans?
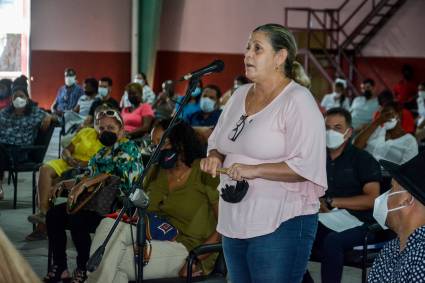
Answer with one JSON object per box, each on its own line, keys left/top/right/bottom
{"left": 222, "top": 214, "right": 318, "bottom": 283}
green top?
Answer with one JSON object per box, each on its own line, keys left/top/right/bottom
{"left": 144, "top": 159, "right": 219, "bottom": 273}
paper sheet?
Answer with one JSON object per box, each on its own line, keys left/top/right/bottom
{"left": 318, "top": 209, "right": 364, "bottom": 232}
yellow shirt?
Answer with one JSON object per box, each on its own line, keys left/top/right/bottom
{"left": 47, "top": 127, "right": 103, "bottom": 176}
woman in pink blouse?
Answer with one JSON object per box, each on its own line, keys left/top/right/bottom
{"left": 200, "top": 23, "right": 327, "bottom": 283}
{"left": 121, "top": 83, "right": 154, "bottom": 139}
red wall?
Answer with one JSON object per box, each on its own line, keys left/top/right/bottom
{"left": 153, "top": 50, "right": 245, "bottom": 95}
{"left": 31, "top": 50, "right": 131, "bottom": 109}
{"left": 356, "top": 57, "right": 425, "bottom": 93}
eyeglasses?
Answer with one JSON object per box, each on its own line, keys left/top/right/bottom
{"left": 95, "top": 109, "right": 123, "bottom": 126}
{"left": 228, "top": 114, "right": 249, "bottom": 142}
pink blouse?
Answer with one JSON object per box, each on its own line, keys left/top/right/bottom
{"left": 121, "top": 103, "right": 154, "bottom": 132}
{"left": 208, "top": 81, "right": 327, "bottom": 239}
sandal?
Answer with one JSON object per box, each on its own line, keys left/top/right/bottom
{"left": 43, "top": 265, "right": 71, "bottom": 283}
{"left": 71, "top": 268, "right": 87, "bottom": 283}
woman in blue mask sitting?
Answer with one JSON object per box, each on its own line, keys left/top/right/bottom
{"left": 188, "top": 84, "right": 222, "bottom": 128}
{"left": 175, "top": 80, "right": 203, "bottom": 122}
{"left": 87, "top": 119, "right": 220, "bottom": 283}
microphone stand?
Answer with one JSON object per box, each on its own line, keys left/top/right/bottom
{"left": 87, "top": 76, "right": 201, "bottom": 283}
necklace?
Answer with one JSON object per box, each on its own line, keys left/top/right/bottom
{"left": 169, "top": 168, "right": 191, "bottom": 182}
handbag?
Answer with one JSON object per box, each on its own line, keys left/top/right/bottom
{"left": 66, "top": 175, "right": 121, "bottom": 215}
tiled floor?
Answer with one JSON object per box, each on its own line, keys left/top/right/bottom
{"left": 0, "top": 128, "right": 363, "bottom": 282}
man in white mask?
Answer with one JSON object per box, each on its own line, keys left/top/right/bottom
{"left": 51, "top": 68, "right": 84, "bottom": 116}
{"left": 303, "top": 107, "right": 381, "bottom": 283}
{"left": 368, "top": 152, "right": 425, "bottom": 282}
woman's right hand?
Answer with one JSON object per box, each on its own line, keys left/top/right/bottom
{"left": 200, "top": 155, "right": 223, "bottom": 178}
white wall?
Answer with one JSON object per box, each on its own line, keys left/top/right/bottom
{"left": 31, "top": 0, "right": 132, "bottom": 52}
{"left": 159, "top": 0, "right": 425, "bottom": 58}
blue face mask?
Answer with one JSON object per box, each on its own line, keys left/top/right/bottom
{"left": 200, "top": 97, "right": 216, "bottom": 113}
{"left": 191, "top": 87, "right": 202, "bottom": 97}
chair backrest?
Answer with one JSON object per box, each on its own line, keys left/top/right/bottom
{"left": 30, "top": 123, "right": 55, "bottom": 163}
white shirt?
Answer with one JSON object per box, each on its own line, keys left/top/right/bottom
{"left": 76, "top": 94, "right": 98, "bottom": 117}
{"left": 350, "top": 96, "right": 379, "bottom": 130}
{"left": 365, "top": 126, "right": 418, "bottom": 165}
{"left": 320, "top": 92, "right": 350, "bottom": 111}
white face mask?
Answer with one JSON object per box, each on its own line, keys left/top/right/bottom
{"left": 383, "top": 118, "right": 398, "bottom": 130}
{"left": 65, "top": 76, "right": 76, "bottom": 86}
{"left": 134, "top": 78, "right": 144, "bottom": 85}
{"left": 98, "top": 87, "right": 109, "bottom": 98}
{"left": 326, "top": 129, "right": 348, "bottom": 149}
{"left": 373, "top": 190, "right": 414, "bottom": 229}
{"left": 418, "top": 91, "right": 425, "bottom": 99}
{"left": 13, "top": 97, "right": 27, "bottom": 108}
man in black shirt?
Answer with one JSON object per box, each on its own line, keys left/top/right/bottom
{"left": 83, "top": 77, "right": 119, "bottom": 127}
{"left": 303, "top": 107, "right": 381, "bottom": 283}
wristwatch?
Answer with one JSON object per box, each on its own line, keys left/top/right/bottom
{"left": 325, "top": 196, "right": 334, "bottom": 209}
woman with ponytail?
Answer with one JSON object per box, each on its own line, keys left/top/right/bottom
{"left": 200, "top": 23, "right": 327, "bottom": 282}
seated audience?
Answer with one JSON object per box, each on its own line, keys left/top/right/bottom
{"left": 121, "top": 73, "right": 156, "bottom": 107}
{"left": 153, "top": 80, "right": 178, "bottom": 120}
{"left": 87, "top": 119, "right": 220, "bottom": 282}
{"left": 368, "top": 152, "right": 425, "bottom": 282}
{"left": 51, "top": 68, "right": 84, "bottom": 116}
{"left": 374, "top": 90, "right": 415, "bottom": 134}
{"left": 43, "top": 108, "right": 143, "bottom": 283}
{"left": 416, "top": 82, "right": 425, "bottom": 142}
{"left": 350, "top": 78, "right": 380, "bottom": 131}
{"left": 393, "top": 64, "right": 418, "bottom": 110}
{"left": 134, "top": 72, "right": 156, "bottom": 105}
{"left": 175, "top": 80, "right": 203, "bottom": 122}
{"left": 320, "top": 78, "right": 350, "bottom": 111}
{"left": 74, "top": 78, "right": 99, "bottom": 117}
{"left": 0, "top": 228, "right": 41, "bottom": 283}
{"left": 121, "top": 83, "right": 155, "bottom": 139}
{"left": 303, "top": 108, "right": 381, "bottom": 283}
{"left": 0, "top": 86, "right": 52, "bottom": 200}
{"left": 354, "top": 102, "right": 418, "bottom": 164}
{"left": 83, "top": 77, "right": 119, "bottom": 127}
{"left": 188, "top": 84, "right": 222, "bottom": 127}
{"left": 0, "top": 78, "right": 12, "bottom": 110}
{"left": 219, "top": 75, "right": 250, "bottom": 107}
{"left": 26, "top": 126, "right": 103, "bottom": 240}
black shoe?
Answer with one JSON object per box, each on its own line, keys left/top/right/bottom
{"left": 71, "top": 268, "right": 87, "bottom": 283}
{"left": 43, "top": 265, "right": 71, "bottom": 283}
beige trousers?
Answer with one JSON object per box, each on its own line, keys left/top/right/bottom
{"left": 87, "top": 218, "right": 188, "bottom": 283}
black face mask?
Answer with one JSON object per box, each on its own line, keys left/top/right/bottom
{"left": 85, "top": 90, "right": 95, "bottom": 96}
{"left": 99, "top": 131, "right": 118, "bottom": 147}
{"left": 220, "top": 180, "right": 249, "bottom": 203}
{"left": 128, "top": 95, "right": 140, "bottom": 106}
{"left": 158, "top": 149, "right": 178, "bottom": 169}
{"left": 363, "top": 90, "right": 372, "bottom": 100}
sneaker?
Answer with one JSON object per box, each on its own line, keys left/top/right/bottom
{"left": 28, "top": 211, "right": 46, "bottom": 224}
{"left": 71, "top": 269, "right": 87, "bottom": 283}
{"left": 25, "top": 229, "right": 47, "bottom": 241}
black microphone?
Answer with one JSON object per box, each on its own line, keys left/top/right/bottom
{"left": 179, "top": 60, "right": 224, "bottom": 81}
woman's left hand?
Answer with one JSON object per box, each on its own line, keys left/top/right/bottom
{"left": 227, "top": 163, "right": 258, "bottom": 181}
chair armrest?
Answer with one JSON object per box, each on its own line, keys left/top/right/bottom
{"left": 189, "top": 243, "right": 223, "bottom": 258}
{"left": 186, "top": 243, "right": 223, "bottom": 282}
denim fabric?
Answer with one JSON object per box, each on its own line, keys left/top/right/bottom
{"left": 223, "top": 214, "right": 318, "bottom": 283}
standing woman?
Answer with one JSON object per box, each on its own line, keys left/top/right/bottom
{"left": 200, "top": 23, "right": 327, "bottom": 283}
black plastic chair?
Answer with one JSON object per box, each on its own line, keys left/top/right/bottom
{"left": 6, "top": 123, "right": 55, "bottom": 210}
